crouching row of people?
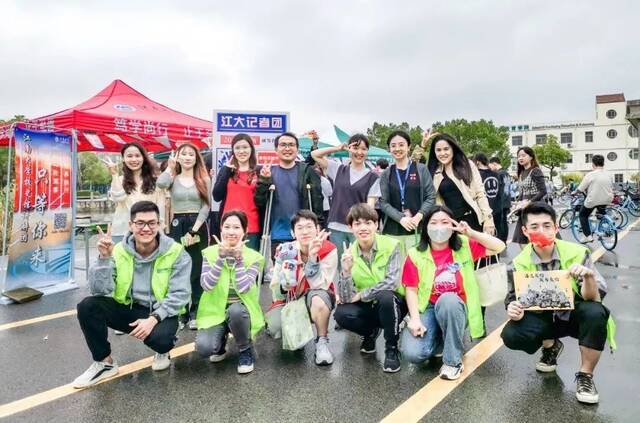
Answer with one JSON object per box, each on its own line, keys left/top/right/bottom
{"left": 73, "top": 200, "right": 615, "bottom": 405}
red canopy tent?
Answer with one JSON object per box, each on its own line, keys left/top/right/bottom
{"left": 0, "top": 80, "right": 212, "bottom": 152}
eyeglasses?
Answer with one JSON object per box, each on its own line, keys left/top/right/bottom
{"left": 277, "top": 142, "right": 297, "bottom": 149}
{"left": 132, "top": 220, "right": 159, "bottom": 229}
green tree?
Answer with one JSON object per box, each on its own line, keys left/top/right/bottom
{"left": 431, "top": 119, "right": 511, "bottom": 165}
{"left": 366, "top": 122, "right": 425, "bottom": 150}
{"left": 532, "top": 134, "right": 571, "bottom": 180}
{"left": 78, "top": 152, "right": 112, "bottom": 191}
{"left": 0, "top": 115, "right": 25, "bottom": 187}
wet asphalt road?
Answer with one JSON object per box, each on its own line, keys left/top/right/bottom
{"left": 1, "top": 221, "right": 638, "bottom": 422}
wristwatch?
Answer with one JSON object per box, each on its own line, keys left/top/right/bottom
{"left": 150, "top": 312, "right": 162, "bottom": 323}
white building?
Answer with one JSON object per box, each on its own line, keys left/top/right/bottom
{"left": 507, "top": 93, "right": 639, "bottom": 183}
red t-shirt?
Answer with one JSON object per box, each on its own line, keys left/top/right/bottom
{"left": 402, "top": 239, "right": 486, "bottom": 304}
{"left": 223, "top": 171, "right": 260, "bottom": 233}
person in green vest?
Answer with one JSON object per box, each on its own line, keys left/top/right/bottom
{"left": 334, "top": 203, "right": 407, "bottom": 373}
{"left": 196, "top": 210, "right": 265, "bottom": 374}
{"left": 501, "top": 202, "right": 616, "bottom": 405}
{"left": 73, "top": 201, "right": 192, "bottom": 388}
{"left": 399, "top": 205, "right": 506, "bottom": 380}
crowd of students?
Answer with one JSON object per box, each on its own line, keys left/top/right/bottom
{"left": 72, "top": 132, "right": 617, "bottom": 406}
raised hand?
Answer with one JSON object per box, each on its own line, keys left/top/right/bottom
{"left": 100, "top": 156, "right": 118, "bottom": 176}
{"left": 96, "top": 224, "right": 114, "bottom": 258}
{"left": 449, "top": 218, "right": 471, "bottom": 236}
{"left": 309, "top": 230, "right": 331, "bottom": 259}
{"left": 341, "top": 241, "right": 354, "bottom": 274}
{"left": 260, "top": 164, "right": 272, "bottom": 179}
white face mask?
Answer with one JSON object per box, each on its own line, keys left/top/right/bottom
{"left": 428, "top": 225, "right": 453, "bottom": 243}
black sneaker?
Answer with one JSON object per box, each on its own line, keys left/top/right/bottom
{"left": 360, "top": 328, "right": 381, "bottom": 354}
{"left": 575, "top": 372, "right": 599, "bottom": 404}
{"left": 237, "top": 348, "right": 255, "bottom": 374}
{"left": 383, "top": 347, "right": 401, "bottom": 373}
{"left": 536, "top": 339, "right": 564, "bottom": 372}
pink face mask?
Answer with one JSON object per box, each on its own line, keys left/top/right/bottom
{"left": 528, "top": 231, "right": 555, "bottom": 248}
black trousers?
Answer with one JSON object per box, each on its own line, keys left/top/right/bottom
{"left": 494, "top": 208, "right": 510, "bottom": 244}
{"left": 334, "top": 290, "right": 407, "bottom": 349}
{"left": 169, "top": 213, "right": 207, "bottom": 318}
{"left": 500, "top": 300, "right": 609, "bottom": 354}
{"left": 579, "top": 205, "right": 606, "bottom": 237}
{"left": 77, "top": 296, "right": 179, "bottom": 362}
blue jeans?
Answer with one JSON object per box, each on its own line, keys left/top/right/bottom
{"left": 400, "top": 292, "right": 467, "bottom": 366}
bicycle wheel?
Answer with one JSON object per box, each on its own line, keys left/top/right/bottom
{"left": 571, "top": 218, "right": 588, "bottom": 243}
{"left": 628, "top": 201, "right": 640, "bottom": 217}
{"left": 598, "top": 218, "right": 618, "bottom": 251}
{"left": 605, "top": 207, "right": 626, "bottom": 229}
{"left": 558, "top": 209, "right": 574, "bottom": 229}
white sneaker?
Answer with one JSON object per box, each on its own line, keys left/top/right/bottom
{"left": 152, "top": 353, "right": 171, "bottom": 371}
{"left": 314, "top": 337, "right": 334, "bottom": 366}
{"left": 439, "top": 363, "right": 464, "bottom": 380}
{"left": 209, "top": 349, "right": 228, "bottom": 363}
{"left": 188, "top": 319, "right": 197, "bottom": 330}
{"left": 72, "top": 361, "right": 119, "bottom": 388}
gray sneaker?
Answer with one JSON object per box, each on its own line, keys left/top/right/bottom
{"left": 315, "top": 337, "right": 334, "bottom": 366}
{"left": 72, "top": 361, "right": 119, "bottom": 388}
{"left": 439, "top": 363, "right": 464, "bottom": 380}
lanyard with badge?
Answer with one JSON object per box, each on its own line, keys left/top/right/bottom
{"left": 395, "top": 163, "right": 412, "bottom": 217}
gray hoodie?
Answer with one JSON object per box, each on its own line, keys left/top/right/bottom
{"left": 88, "top": 232, "right": 192, "bottom": 321}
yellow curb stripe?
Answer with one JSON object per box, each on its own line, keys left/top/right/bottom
{"left": 0, "top": 310, "right": 77, "bottom": 332}
{"left": 0, "top": 342, "right": 195, "bottom": 419}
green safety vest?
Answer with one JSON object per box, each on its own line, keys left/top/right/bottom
{"left": 351, "top": 234, "right": 405, "bottom": 297}
{"left": 406, "top": 236, "right": 484, "bottom": 339}
{"left": 197, "top": 245, "right": 265, "bottom": 338}
{"left": 112, "top": 242, "right": 184, "bottom": 311}
{"left": 513, "top": 239, "right": 617, "bottom": 351}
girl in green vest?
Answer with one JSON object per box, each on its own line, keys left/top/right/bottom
{"left": 195, "top": 211, "right": 265, "bottom": 374}
{"left": 400, "top": 205, "right": 505, "bottom": 380}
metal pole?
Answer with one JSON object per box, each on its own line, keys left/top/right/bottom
{"left": 71, "top": 129, "right": 79, "bottom": 282}
{"left": 1, "top": 124, "right": 15, "bottom": 256}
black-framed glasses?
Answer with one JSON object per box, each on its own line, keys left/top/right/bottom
{"left": 132, "top": 220, "right": 159, "bottom": 229}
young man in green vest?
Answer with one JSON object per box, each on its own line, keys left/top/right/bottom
{"left": 501, "top": 202, "right": 616, "bottom": 404}
{"left": 73, "top": 201, "right": 192, "bottom": 388}
{"left": 335, "top": 203, "right": 407, "bottom": 373}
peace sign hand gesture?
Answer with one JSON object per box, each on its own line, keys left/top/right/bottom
{"left": 96, "top": 224, "right": 114, "bottom": 258}
{"left": 260, "top": 164, "right": 272, "bottom": 179}
{"left": 449, "top": 218, "right": 472, "bottom": 236}
{"left": 100, "top": 156, "right": 118, "bottom": 176}
{"left": 167, "top": 151, "right": 177, "bottom": 172}
{"left": 341, "top": 241, "right": 354, "bottom": 275}
{"left": 308, "top": 230, "right": 331, "bottom": 261}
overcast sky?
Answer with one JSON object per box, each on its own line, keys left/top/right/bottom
{"left": 2, "top": 0, "right": 639, "bottom": 136}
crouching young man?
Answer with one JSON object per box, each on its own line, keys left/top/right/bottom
{"left": 73, "top": 201, "right": 192, "bottom": 388}
{"left": 334, "top": 203, "right": 407, "bottom": 373}
{"left": 500, "top": 202, "right": 616, "bottom": 404}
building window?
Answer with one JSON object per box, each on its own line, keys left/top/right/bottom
{"left": 629, "top": 149, "right": 639, "bottom": 160}
{"left": 607, "top": 152, "right": 618, "bottom": 161}
{"left": 511, "top": 135, "right": 523, "bottom": 146}
{"left": 566, "top": 155, "right": 573, "bottom": 164}
{"left": 535, "top": 134, "right": 547, "bottom": 145}
{"left": 614, "top": 174, "right": 624, "bottom": 183}
{"left": 606, "top": 109, "right": 617, "bottom": 119}
{"left": 629, "top": 126, "right": 639, "bottom": 138}
{"left": 585, "top": 131, "right": 593, "bottom": 143}
{"left": 560, "top": 133, "right": 572, "bottom": 144}
{"left": 607, "top": 129, "right": 617, "bottom": 139}
{"left": 585, "top": 154, "right": 593, "bottom": 163}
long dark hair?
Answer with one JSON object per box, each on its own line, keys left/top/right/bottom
{"left": 417, "top": 205, "right": 462, "bottom": 252}
{"left": 516, "top": 146, "right": 539, "bottom": 178}
{"left": 175, "top": 143, "right": 211, "bottom": 207}
{"left": 120, "top": 142, "right": 157, "bottom": 195}
{"left": 230, "top": 133, "right": 257, "bottom": 184}
{"left": 427, "top": 133, "right": 472, "bottom": 186}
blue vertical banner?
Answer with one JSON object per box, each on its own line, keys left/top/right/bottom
{"left": 4, "top": 128, "right": 74, "bottom": 291}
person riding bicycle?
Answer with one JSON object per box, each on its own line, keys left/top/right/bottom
{"left": 573, "top": 155, "right": 614, "bottom": 243}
